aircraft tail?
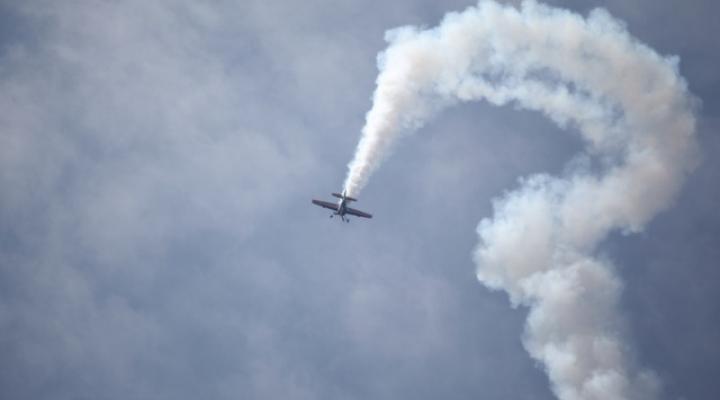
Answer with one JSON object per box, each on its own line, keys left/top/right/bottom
{"left": 332, "top": 192, "right": 357, "bottom": 202}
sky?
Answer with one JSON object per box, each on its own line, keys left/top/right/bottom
{"left": 0, "top": 1, "right": 718, "bottom": 399}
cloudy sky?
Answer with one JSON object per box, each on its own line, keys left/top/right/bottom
{"left": 1, "top": 1, "right": 718, "bottom": 399}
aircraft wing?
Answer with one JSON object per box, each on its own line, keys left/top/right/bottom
{"left": 346, "top": 207, "right": 372, "bottom": 219}
{"left": 312, "top": 199, "right": 339, "bottom": 211}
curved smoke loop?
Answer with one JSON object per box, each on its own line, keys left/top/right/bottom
{"left": 343, "top": 1, "right": 697, "bottom": 399}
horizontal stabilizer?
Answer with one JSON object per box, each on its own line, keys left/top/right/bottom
{"left": 332, "top": 192, "right": 357, "bottom": 202}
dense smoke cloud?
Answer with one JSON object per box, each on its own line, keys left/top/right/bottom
{"left": 343, "top": 1, "right": 697, "bottom": 399}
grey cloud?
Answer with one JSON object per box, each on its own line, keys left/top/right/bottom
{"left": 1, "top": 1, "right": 719, "bottom": 400}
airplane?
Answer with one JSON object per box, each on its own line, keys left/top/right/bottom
{"left": 312, "top": 191, "right": 372, "bottom": 222}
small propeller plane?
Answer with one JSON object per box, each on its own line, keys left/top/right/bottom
{"left": 312, "top": 191, "right": 372, "bottom": 222}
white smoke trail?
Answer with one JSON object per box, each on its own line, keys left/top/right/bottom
{"left": 344, "top": 1, "right": 698, "bottom": 399}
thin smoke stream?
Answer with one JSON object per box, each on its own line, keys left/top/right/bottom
{"left": 343, "top": 1, "right": 698, "bottom": 399}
